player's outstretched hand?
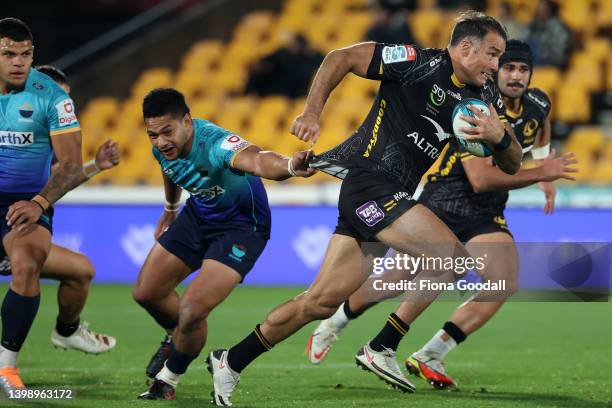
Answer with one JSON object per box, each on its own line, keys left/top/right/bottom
{"left": 539, "top": 149, "right": 578, "bottom": 182}
{"left": 459, "top": 103, "right": 505, "bottom": 144}
{"left": 290, "top": 113, "right": 320, "bottom": 144}
{"left": 538, "top": 181, "right": 556, "bottom": 215}
{"left": 155, "top": 210, "right": 178, "bottom": 240}
{"left": 290, "top": 150, "right": 317, "bottom": 178}
{"left": 95, "top": 140, "right": 121, "bottom": 170}
{"left": 6, "top": 200, "right": 43, "bottom": 234}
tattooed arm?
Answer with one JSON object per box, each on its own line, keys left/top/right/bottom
{"left": 6, "top": 130, "right": 84, "bottom": 232}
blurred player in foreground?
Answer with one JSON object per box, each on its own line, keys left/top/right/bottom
{"left": 207, "top": 11, "right": 524, "bottom": 406}
{"left": 0, "top": 65, "right": 118, "bottom": 356}
{"left": 133, "top": 88, "right": 315, "bottom": 400}
{"left": 306, "top": 40, "right": 578, "bottom": 390}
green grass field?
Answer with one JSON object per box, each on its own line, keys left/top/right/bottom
{"left": 2, "top": 283, "right": 611, "bottom": 408}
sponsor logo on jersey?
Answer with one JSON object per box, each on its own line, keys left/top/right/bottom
{"left": 447, "top": 90, "right": 462, "bottom": 101}
{"left": 528, "top": 93, "right": 549, "bottom": 109}
{"left": 221, "top": 134, "right": 249, "bottom": 152}
{"left": 363, "top": 99, "right": 386, "bottom": 158}
{"left": 55, "top": 98, "right": 77, "bottom": 126}
{"left": 429, "top": 55, "right": 443, "bottom": 67}
{"left": 420, "top": 115, "right": 453, "bottom": 142}
{"left": 19, "top": 103, "right": 34, "bottom": 118}
{"left": 382, "top": 45, "right": 416, "bottom": 64}
{"left": 439, "top": 151, "right": 462, "bottom": 176}
{"left": 0, "top": 131, "right": 34, "bottom": 146}
{"left": 33, "top": 82, "right": 44, "bottom": 90}
{"left": 496, "top": 95, "right": 504, "bottom": 110}
{"left": 393, "top": 191, "right": 410, "bottom": 202}
{"left": 523, "top": 119, "right": 539, "bottom": 137}
{"left": 193, "top": 184, "right": 226, "bottom": 200}
{"left": 406, "top": 131, "right": 440, "bottom": 160}
{"left": 430, "top": 84, "right": 446, "bottom": 106}
{"left": 356, "top": 201, "right": 385, "bottom": 226}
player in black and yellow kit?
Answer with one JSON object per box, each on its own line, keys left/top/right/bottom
{"left": 305, "top": 40, "right": 578, "bottom": 390}
{"left": 207, "top": 12, "right": 526, "bottom": 405}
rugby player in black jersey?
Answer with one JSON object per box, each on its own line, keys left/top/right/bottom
{"left": 207, "top": 12, "right": 524, "bottom": 405}
{"left": 305, "top": 40, "right": 578, "bottom": 391}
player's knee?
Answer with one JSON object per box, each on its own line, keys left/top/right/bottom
{"left": 80, "top": 257, "right": 96, "bottom": 283}
{"left": 132, "top": 285, "right": 155, "bottom": 306}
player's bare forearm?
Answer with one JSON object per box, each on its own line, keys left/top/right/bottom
{"left": 464, "top": 159, "right": 545, "bottom": 193}
{"left": 39, "top": 160, "right": 85, "bottom": 203}
{"left": 303, "top": 43, "right": 375, "bottom": 119}
{"left": 163, "top": 172, "right": 182, "bottom": 204}
{"left": 244, "top": 149, "right": 292, "bottom": 181}
{"left": 232, "top": 146, "right": 315, "bottom": 181}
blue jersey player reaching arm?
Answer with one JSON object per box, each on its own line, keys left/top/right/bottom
{"left": 134, "top": 88, "right": 315, "bottom": 400}
{"left": 0, "top": 18, "right": 91, "bottom": 395}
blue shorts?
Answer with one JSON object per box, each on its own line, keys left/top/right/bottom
{"left": 158, "top": 200, "right": 270, "bottom": 280}
{"left": 0, "top": 192, "right": 54, "bottom": 243}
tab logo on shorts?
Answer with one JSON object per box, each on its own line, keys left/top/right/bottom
{"left": 356, "top": 201, "right": 385, "bottom": 227}
{"left": 221, "top": 134, "right": 249, "bottom": 152}
{"left": 382, "top": 45, "right": 416, "bottom": 64}
{"left": 0, "top": 131, "right": 34, "bottom": 146}
{"left": 56, "top": 98, "right": 77, "bottom": 126}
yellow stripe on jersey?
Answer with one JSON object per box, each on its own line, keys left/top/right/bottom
{"left": 50, "top": 126, "right": 80, "bottom": 136}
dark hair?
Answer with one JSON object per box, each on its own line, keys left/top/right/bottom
{"left": 36, "top": 65, "right": 68, "bottom": 85}
{"left": 499, "top": 39, "right": 533, "bottom": 69}
{"left": 142, "top": 88, "right": 190, "bottom": 119}
{"left": 0, "top": 17, "right": 33, "bottom": 42}
{"left": 449, "top": 11, "right": 507, "bottom": 47}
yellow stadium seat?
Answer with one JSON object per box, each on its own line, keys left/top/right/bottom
{"left": 560, "top": 0, "right": 592, "bottom": 33}
{"left": 530, "top": 66, "right": 561, "bottom": 97}
{"left": 554, "top": 85, "right": 591, "bottom": 122}
{"left": 565, "top": 63, "right": 603, "bottom": 92}
{"left": 584, "top": 37, "right": 610, "bottom": 62}
{"left": 590, "top": 162, "right": 612, "bottom": 183}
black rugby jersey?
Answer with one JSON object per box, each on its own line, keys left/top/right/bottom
{"left": 310, "top": 43, "right": 507, "bottom": 195}
{"left": 421, "top": 87, "right": 551, "bottom": 217}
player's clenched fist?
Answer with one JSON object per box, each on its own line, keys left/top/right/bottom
{"left": 289, "top": 150, "right": 317, "bottom": 178}
{"left": 290, "top": 113, "right": 320, "bottom": 144}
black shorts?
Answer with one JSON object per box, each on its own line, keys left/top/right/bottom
{"left": 334, "top": 167, "right": 418, "bottom": 241}
{"left": 0, "top": 192, "right": 54, "bottom": 243}
{"left": 422, "top": 204, "right": 512, "bottom": 243}
{"left": 158, "top": 200, "right": 269, "bottom": 280}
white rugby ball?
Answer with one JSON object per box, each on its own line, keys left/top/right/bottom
{"left": 452, "top": 99, "right": 493, "bottom": 157}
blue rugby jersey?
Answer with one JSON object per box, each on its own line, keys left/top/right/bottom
{"left": 152, "top": 119, "right": 271, "bottom": 232}
{"left": 0, "top": 68, "right": 80, "bottom": 193}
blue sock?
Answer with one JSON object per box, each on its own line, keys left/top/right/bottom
{"left": 1, "top": 288, "right": 40, "bottom": 352}
{"left": 165, "top": 345, "right": 198, "bottom": 375}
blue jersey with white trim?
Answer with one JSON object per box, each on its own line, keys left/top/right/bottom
{"left": 0, "top": 68, "right": 80, "bottom": 193}
{"left": 153, "top": 118, "right": 271, "bottom": 232}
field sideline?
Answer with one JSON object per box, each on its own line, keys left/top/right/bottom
{"left": 1, "top": 283, "right": 611, "bottom": 407}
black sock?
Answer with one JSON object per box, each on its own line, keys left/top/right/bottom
{"left": 343, "top": 299, "right": 362, "bottom": 320}
{"left": 154, "top": 316, "right": 178, "bottom": 332}
{"left": 442, "top": 321, "right": 467, "bottom": 344}
{"left": 1, "top": 288, "right": 41, "bottom": 352}
{"left": 165, "top": 345, "right": 198, "bottom": 375}
{"left": 369, "top": 313, "right": 410, "bottom": 352}
{"left": 55, "top": 317, "right": 79, "bottom": 337}
{"left": 226, "top": 324, "right": 273, "bottom": 373}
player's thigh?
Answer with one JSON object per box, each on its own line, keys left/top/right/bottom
{"left": 41, "top": 244, "right": 92, "bottom": 281}
{"left": 466, "top": 231, "right": 518, "bottom": 285}
{"left": 306, "top": 234, "right": 386, "bottom": 308}
{"left": 134, "top": 242, "right": 192, "bottom": 300}
{"left": 2, "top": 225, "right": 51, "bottom": 273}
{"left": 181, "top": 259, "right": 242, "bottom": 315}
{"left": 376, "top": 203, "right": 467, "bottom": 259}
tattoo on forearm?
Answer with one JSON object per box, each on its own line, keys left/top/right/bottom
{"left": 40, "top": 161, "right": 86, "bottom": 203}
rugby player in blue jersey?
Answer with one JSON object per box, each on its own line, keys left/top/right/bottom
{"left": 1, "top": 65, "right": 118, "bottom": 356}
{"left": 0, "top": 18, "right": 96, "bottom": 394}
{"left": 134, "top": 88, "right": 315, "bottom": 400}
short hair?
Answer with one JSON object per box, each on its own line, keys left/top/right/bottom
{"left": 36, "top": 65, "right": 68, "bottom": 85}
{"left": 449, "top": 11, "right": 507, "bottom": 47}
{"left": 142, "top": 88, "right": 190, "bottom": 119}
{"left": 0, "top": 18, "right": 33, "bottom": 42}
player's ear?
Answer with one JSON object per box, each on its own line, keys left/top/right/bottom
{"left": 183, "top": 113, "right": 193, "bottom": 132}
{"left": 459, "top": 38, "right": 472, "bottom": 57}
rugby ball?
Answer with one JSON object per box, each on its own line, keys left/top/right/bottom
{"left": 452, "top": 99, "right": 493, "bottom": 157}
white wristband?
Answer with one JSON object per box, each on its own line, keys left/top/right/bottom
{"left": 83, "top": 159, "right": 101, "bottom": 178}
{"left": 164, "top": 201, "right": 180, "bottom": 212}
{"left": 531, "top": 144, "right": 551, "bottom": 160}
{"left": 287, "top": 158, "right": 297, "bottom": 177}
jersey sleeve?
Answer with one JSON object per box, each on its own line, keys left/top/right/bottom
{"left": 206, "top": 123, "right": 252, "bottom": 170}
{"left": 366, "top": 43, "right": 420, "bottom": 82}
{"left": 487, "top": 82, "right": 508, "bottom": 124}
{"left": 527, "top": 88, "right": 552, "bottom": 118}
{"left": 46, "top": 84, "right": 80, "bottom": 136}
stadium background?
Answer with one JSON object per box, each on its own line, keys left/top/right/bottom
{"left": 1, "top": 1, "right": 611, "bottom": 406}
